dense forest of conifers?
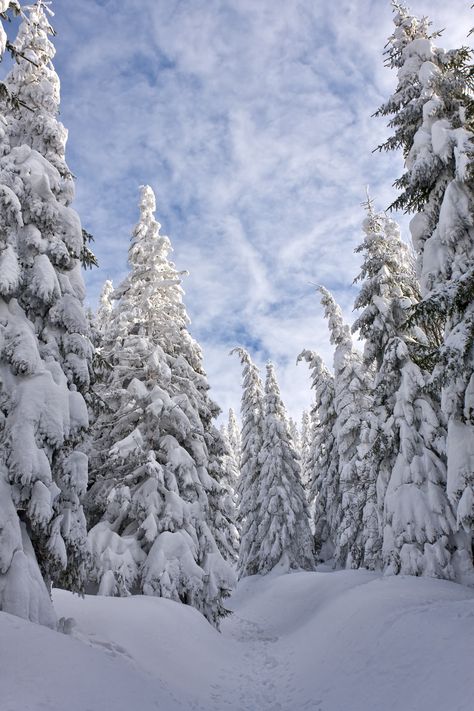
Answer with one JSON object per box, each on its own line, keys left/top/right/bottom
{"left": 0, "top": 1, "right": 472, "bottom": 631}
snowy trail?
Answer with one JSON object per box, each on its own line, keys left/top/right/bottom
{"left": 213, "top": 613, "right": 292, "bottom": 711}
{"left": 2, "top": 570, "right": 474, "bottom": 711}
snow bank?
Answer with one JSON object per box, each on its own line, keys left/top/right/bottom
{"left": 1, "top": 569, "right": 473, "bottom": 710}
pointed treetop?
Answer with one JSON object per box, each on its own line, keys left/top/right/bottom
{"left": 132, "top": 184, "right": 166, "bottom": 246}
{"left": 361, "top": 187, "right": 376, "bottom": 218}
{"left": 139, "top": 183, "right": 157, "bottom": 217}
{"left": 100, "top": 279, "right": 114, "bottom": 302}
{"left": 385, "top": 1, "right": 434, "bottom": 69}
{"left": 96, "top": 279, "right": 114, "bottom": 333}
{"left": 264, "top": 361, "right": 280, "bottom": 405}
{"left": 228, "top": 406, "right": 238, "bottom": 424}
{"left": 14, "top": 1, "right": 57, "bottom": 78}
{"left": 265, "top": 360, "right": 277, "bottom": 384}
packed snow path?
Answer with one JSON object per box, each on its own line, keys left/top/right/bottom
{"left": 2, "top": 568, "right": 474, "bottom": 711}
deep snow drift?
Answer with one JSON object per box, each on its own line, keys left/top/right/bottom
{"left": 1, "top": 567, "right": 473, "bottom": 711}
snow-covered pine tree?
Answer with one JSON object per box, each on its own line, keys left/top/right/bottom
{"left": 0, "top": 1, "right": 91, "bottom": 625}
{"left": 88, "top": 185, "right": 235, "bottom": 627}
{"left": 318, "top": 287, "right": 375, "bottom": 569}
{"left": 288, "top": 417, "right": 301, "bottom": 455}
{"left": 381, "top": 337, "right": 455, "bottom": 578}
{"left": 376, "top": 4, "right": 474, "bottom": 554}
{"left": 299, "top": 409, "right": 312, "bottom": 492}
{"left": 250, "top": 363, "right": 314, "bottom": 574}
{"left": 206, "top": 419, "right": 240, "bottom": 567}
{"left": 220, "top": 423, "right": 239, "bottom": 498}
{"left": 297, "top": 350, "right": 339, "bottom": 561}
{"left": 231, "top": 347, "right": 265, "bottom": 578}
{"left": 96, "top": 279, "right": 114, "bottom": 336}
{"left": 353, "top": 199, "right": 422, "bottom": 371}
{"left": 216, "top": 422, "right": 240, "bottom": 560}
{"left": 351, "top": 199, "right": 425, "bottom": 569}
{"left": 227, "top": 407, "right": 241, "bottom": 470}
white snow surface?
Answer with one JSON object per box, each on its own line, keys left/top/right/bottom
{"left": 1, "top": 568, "right": 473, "bottom": 711}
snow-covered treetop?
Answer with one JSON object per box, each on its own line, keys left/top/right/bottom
{"left": 352, "top": 199, "right": 421, "bottom": 367}
{"left": 227, "top": 407, "right": 241, "bottom": 465}
{"left": 231, "top": 347, "right": 264, "bottom": 416}
{"left": 6, "top": 0, "right": 75, "bottom": 203}
{"left": 110, "top": 185, "right": 198, "bottom": 363}
{"left": 12, "top": 1, "right": 58, "bottom": 110}
{"left": 388, "top": 3, "right": 433, "bottom": 67}
{"left": 318, "top": 287, "right": 351, "bottom": 348}
{"left": 376, "top": 3, "right": 471, "bottom": 209}
{"left": 264, "top": 362, "right": 284, "bottom": 419}
{"left": 96, "top": 279, "right": 114, "bottom": 334}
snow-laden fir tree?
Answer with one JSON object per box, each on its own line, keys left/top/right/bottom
{"left": 96, "top": 279, "right": 114, "bottom": 335}
{"left": 288, "top": 417, "right": 301, "bottom": 455}
{"left": 319, "top": 287, "right": 375, "bottom": 569}
{"left": 216, "top": 423, "right": 240, "bottom": 560}
{"left": 220, "top": 423, "right": 239, "bottom": 498}
{"left": 351, "top": 199, "right": 425, "bottom": 568}
{"left": 231, "top": 347, "right": 265, "bottom": 578}
{"left": 0, "top": 2, "right": 91, "bottom": 626}
{"left": 299, "top": 409, "right": 312, "bottom": 492}
{"left": 88, "top": 186, "right": 235, "bottom": 627}
{"left": 250, "top": 363, "right": 314, "bottom": 574}
{"left": 352, "top": 199, "right": 423, "bottom": 371}
{"left": 298, "top": 350, "right": 339, "bottom": 561}
{"left": 382, "top": 337, "right": 456, "bottom": 578}
{"left": 206, "top": 421, "right": 240, "bottom": 567}
{"left": 376, "top": 4, "right": 474, "bottom": 552}
{"left": 227, "top": 407, "right": 241, "bottom": 470}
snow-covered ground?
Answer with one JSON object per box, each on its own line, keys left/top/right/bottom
{"left": 2, "top": 567, "right": 473, "bottom": 711}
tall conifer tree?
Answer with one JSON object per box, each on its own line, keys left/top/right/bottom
{"left": 377, "top": 3, "right": 474, "bottom": 565}
{"left": 249, "top": 363, "right": 314, "bottom": 574}
{"left": 88, "top": 186, "right": 235, "bottom": 626}
{"left": 0, "top": 1, "right": 91, "bottom": 625}
{"left": 318, "top": 287, "right": 374, "bottom": 568}
{"left": 298, "top": 350, "right": 339, "bottom": 561}
{"left": 231, "top": 347, "right": 264, "bottom": 578}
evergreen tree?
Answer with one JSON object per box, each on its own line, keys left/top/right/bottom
{"left": 382, "top": 337, "right": 455, "bottom": 578}
{"left": 288, "top": 417, "right": 301, "bottom": 455}
{"left": 217, "top": 423, "right": 240, "bottom": 560}
{"left": 353, "top": 199, "right": 423, "bottom": 370}
{"left": 377, "top": 3, "right": 474, "bottom": 562}
{"left": 96, "top": 279, "right": 114, "bottom": 335}
{"left": 319, "top": 287, "right": 374, "bottom": 569}
{"left": 206, "top": 420, "right": 240, "bottom": 567}
{"left": 231, "top": 347, "right": 264, "bottom": 578}
{"left": 298, "top": 350, "right": 339, "bottom": 561}
{"left": 352, "top": 199, "right": 424, "bottom": 568}
{"left": 0, "top": 1, "right": 91, "bottom": 625}
{"left": 250, "top": 363, "right": 314, "bottom": 574}
{"left": 220, "top": 423, "right": 239, "bottom": 497}
{"left": 227, "top": 407, "right": 241, "bottom": 470}
{"left": 299, "top": 409, "right": 312, "bottom": 493}
{"left": 88, "top": 186, "right": 235, "bottom": 627}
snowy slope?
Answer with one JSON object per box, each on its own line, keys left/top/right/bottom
{"left": 1, "top": 569, "right": 473, "bottom": 711}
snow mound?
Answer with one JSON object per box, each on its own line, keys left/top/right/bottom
{"left": 1, "top": 569, "right": 473, "bottom": 710}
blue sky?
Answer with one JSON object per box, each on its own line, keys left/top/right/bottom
{"left": 6, "top": 0, "right": 472, "bottom": 421}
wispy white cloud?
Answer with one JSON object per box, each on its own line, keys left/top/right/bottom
{"left": 15, "top": 0, "right": 472, "bottom": 419}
